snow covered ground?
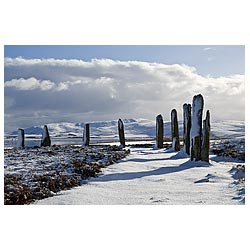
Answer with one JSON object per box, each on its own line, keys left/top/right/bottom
{"left": 4, "top": 119, "right": 245, "bottom": 205}
{"left": 35, "top": 147, "right": 244, "bottom": 205}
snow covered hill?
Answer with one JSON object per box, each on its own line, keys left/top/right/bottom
{"left": 9, "top": 118, "right": 244, "bottom": 140}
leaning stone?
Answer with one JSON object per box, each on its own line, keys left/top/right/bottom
{"left": 41, "top": 125, "right": 51, "bottom": 147}
{"left": 118, "top": 118, "right": 126, "bottom": 148}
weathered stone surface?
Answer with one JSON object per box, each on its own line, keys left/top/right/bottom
{"left": 83, "top": 123, "right": 90, "bottom": 146}
{"left": 118, "top": 118, "right": 126, "bottom": 148}
{"left": 41, "top": 125, "right": 51, "bottom": 147}
{"left": 156, "top": 114, "right": 164, "bottom": 148}
{"left": 201, "top": 110, "right": 210, "bottom": 162}
{"left": 190, "top": 94, "right": 204, "bottom": 161}
{"left": 17, "top": 128, "right": 25, "bottom": 148}
{"left": 191, "top": 136, "right": 201, "bottom": 161}
{"left": 171, "top": 109, "right": 180, "bottom": 151}
{"left": 183, "top": 103, "right": 191, "bottom": 154}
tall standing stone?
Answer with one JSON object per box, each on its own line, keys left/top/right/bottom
{"left": 171, "top": 109, "right": 180, "bottom": 151}
{"left": 183, "top": 103, "right": 192, "bottom": 154}
{"left": 156, "top": 114, "right": 164, "bottom": 148}
{"left": 190, "top": 94, "right": 204, "bottom": 161}
{"left": 17, "top": 128, "right": 25, "bottom": 148}
{"left": 83, "top": 123, "right": 90, "bottom": 146}
{"left": 201, "top": 110, "right": 210, "bottom": 162}
{"left": 41, "top": 125, "right": 51, "bottom": 147}
{"left": 118, "top": 118, "right": 126, "bottom": 148}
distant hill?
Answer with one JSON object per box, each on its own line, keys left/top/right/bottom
{"left": 9, "top": 118, "right": 245, "bottom": 139}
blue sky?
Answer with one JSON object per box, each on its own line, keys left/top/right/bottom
{"left": 4, "top": 45, "right": 244, "bottom": 77}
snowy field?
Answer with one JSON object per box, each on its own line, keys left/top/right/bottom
{"left": 4, "top": 119, "right": 245, "bottom": 205}
{"left": 34, "top": 146, "right": 244, "bottom": 205}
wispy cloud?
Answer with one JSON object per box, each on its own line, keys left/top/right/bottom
{"left": 203, "top": 47, "right": 216, "bottom": 51}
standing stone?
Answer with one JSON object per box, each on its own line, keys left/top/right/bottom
{"left": 201, "top": 110, "right": 210, "bottom": 162}
{"left": 171, "top": 109, "right": 180, "bottom": 151}
{"left": 183, "top": 103, "right": 192, "bottom": 154}
{"left": 17, "top": 128, "right": 25, "bottom": 148}
{"left": 156, "top": 114, "right": 164, "bottom": 148}
{"left": 118, "top": 118, "right": 126, "bottom": 148}
{"left": 41, "top": 125, "right": 51, "bottom": 147}
{"left": 190, "top": 94, "right": 204, "bottom": 161}
{"left": 83, "top": 123, "right": 90, "bottom": 146}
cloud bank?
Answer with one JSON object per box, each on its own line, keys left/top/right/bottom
{"left": 4, "top": 57, "right": 244, "bottom": 132}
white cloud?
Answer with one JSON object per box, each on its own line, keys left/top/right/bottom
{"left": 4, "top": 57, "right": 245, "bottom": 131}
{"left": 5, "top": 77, "right": 55, "bottom": 91}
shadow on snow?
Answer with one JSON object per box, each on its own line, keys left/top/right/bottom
{"left": 120, "top": 157, "right": 172, "bottom": 163}
{"left": 90, "top": 159, "right": 210, "bottom": 183}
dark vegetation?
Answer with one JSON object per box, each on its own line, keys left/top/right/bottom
{"left": 4, "top": 145, "right": 130, "bottom": 205}
{"left": 210, "top": 139, "right": 245, "bottom": 161}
